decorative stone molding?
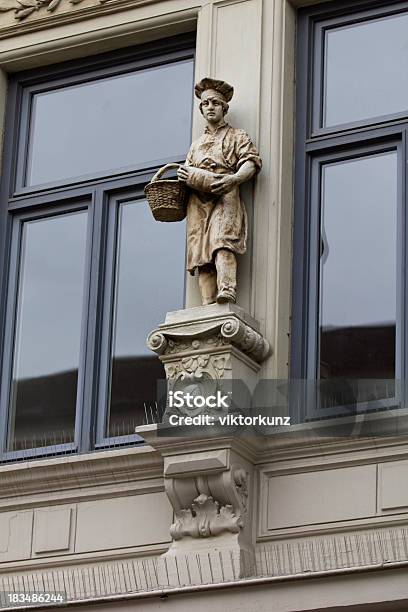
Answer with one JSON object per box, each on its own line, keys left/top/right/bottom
{"left": 170, "top": 494, "right": 243, "bottom": 540}
{"left": 147, "top": 303, "right": 270, "bottom": 363}
{"left": 3, "top": 525, "right": 408, "bottom": 601}
{"left": 164, "top": 352, "right": 232, "bottom": 391}
{"left": 0, "top": 0, "right": 107, "bottom": 21}
{"left": 147, "top": 303, "right": 270, "bottom": 421}
{"left": 0, "top": 446, "right": 162, "bottom": 511}
{"left": 165, "top": 460, "right": 249, "bottom": 541}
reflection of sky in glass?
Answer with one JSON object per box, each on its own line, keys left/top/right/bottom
{"left": 26, "top": 59, "right": 194, "bottom": 186}
{"left": 324, "top": 13, "right": 408, "bottom": 127}
{"left": 12, "top": 212, "right": 88, "bottom": 379}
{"left": 320, "top": 152, "right": 397, "bottom": 329}
{"left": 112, "top": 200, "right": 185, "bottom": 357}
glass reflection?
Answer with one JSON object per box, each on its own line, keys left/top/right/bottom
{"left": 26, "top": 59, "right": 194, "bottom": 186}
{"left": 107, "top": 200, "right": 185, "bottom": 437}
{"left": 319, "top": 153, "right": 397, "bottom": 389}
{"left": 9, "top": 211, "right": 88, "bottom": 451}
{"left": 324, "top": 13, "right": 408, "bottom": 127}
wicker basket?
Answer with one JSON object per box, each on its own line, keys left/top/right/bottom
{"left": 145, "top": 163, "right": 188, "bottom": 222}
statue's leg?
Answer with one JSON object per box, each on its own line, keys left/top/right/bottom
{"left": 215, "top": 249, "right": 237, "bottom": 303}
{"left": 198, "top": 264, "right": 217, "bottom": 305}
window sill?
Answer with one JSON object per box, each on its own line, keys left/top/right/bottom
{"left": 255, "top": 406, "right": 408, "bottom": 462}
{"left": 0, "top": 444, "right": 163, "bottom": 510}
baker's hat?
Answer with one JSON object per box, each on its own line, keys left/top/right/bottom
{"left": 194, "top": 78, "right": 234, "bottom": 102}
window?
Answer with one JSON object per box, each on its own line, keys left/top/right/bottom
{"left": 0, "top": 34, "right": 195, "bottom": 459}
{"left": 292, "top": 1, "right": 408, "bottom": 421}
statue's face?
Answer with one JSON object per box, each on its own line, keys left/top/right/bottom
{"left": 200, "top": 90, "right": 225, "bottom": 124}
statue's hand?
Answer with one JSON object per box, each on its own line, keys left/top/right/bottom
{"left": 177, "top": 166, "right": 215, "bottom": 192}
{"left": 210, "top": 175, "right": 238, "bottom": 196}
{"left": 177, "top": 165, "right": 190, "bottom": 182}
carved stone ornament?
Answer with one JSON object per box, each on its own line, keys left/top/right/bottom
{"left": 0, "top": 0, "right": 107, "bottom": 21}
{"left": 166, "top": 463, "right": 249, "bottom": 540}
{"left": 148, "top": 307, "right": 269, "bottom": 363}
{"left": 147, "top": 303, "right": 270, "bottom": 420}
{"left": 170, "top": 494, "right": 243, "bottom": 540}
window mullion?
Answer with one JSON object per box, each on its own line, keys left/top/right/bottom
{"left": 94, "top": 194, "right": 119, "bottom": 446}
{"left": 0, "top": 219, "right": 20, "bottom": 459}
{"left": 401, "top": 128, "right": 408, "bottom": 408}
{"left": 77, "top": 187, "right": 107, "bottom": 454}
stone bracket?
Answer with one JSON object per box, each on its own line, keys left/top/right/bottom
{"left": 135, "top": 425, "right": 259, "bottom": 582}
{"left": 164, "top": 448, "right": 249, "bottom": 541}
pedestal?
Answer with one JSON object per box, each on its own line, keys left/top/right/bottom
{"left": 138, "top": 304, "right": 270, "bottom": 587}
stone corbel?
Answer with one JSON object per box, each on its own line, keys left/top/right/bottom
{"left": 0, "top": 0, "right": 107, "bottom": 22}
{"left": 164, "top": 452, "right": 248, "bottom": 541}
{"left": 136, "top": 425, "right": 258, "bottom": 583}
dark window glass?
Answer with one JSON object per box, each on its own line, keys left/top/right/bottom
{"left": 293, "top": 4, "right": 408, "bottom": 420}
{"left": 25, "top": 59, "right": 194, "bottom": 186}
{"left": 319, "top": 153, "right": 397, "bottom": 380}
{"left": 324, "top": 12, "right": 408, "bottom": 127}
{"left": 107, "top": 200, "right": 185, "bottom": 437}
{"left": 8, "top": 211, "right": 88, "bottom": 451}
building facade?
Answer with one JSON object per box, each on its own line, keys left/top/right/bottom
{"left": 0, "top": 0, "right": 408, "bottom": 610}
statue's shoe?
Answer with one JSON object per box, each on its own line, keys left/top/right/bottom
{"left": 216, "top": 288, "right": 236, "bottom": 304}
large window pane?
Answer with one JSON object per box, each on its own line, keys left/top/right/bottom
{"left": 107, "top": 200, "right": 185, "bottom": 437}
{"left": 8, "top": 211, "right": 88, "bottom": 451}
{"left": 319, "top": 152, "right": 397, "bottom": 383}
{"left": 323, "top": 13, "right": 408, "bottom": 127}
{"left": 25, "top": 59, "right": 194, "bottom": 186}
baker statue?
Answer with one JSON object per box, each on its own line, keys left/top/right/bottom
{"left": 177, "top": 78, "right": 262, "bottom": 306}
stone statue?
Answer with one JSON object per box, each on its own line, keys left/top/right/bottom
{"left": 177, "top": 78, "right": 262, "bottom": 306}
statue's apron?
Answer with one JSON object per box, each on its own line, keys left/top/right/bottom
{"left": 186, "top": 129, "right": 247, "bottom": 273}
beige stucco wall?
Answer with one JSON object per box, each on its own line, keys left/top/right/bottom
{"left": 0, "top": 1, "right": 408, "bottom": 611}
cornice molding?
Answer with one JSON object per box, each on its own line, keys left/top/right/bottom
{"left": 256, "top": 434, "right": 408, "bottom": 466}
{"left": 137, "top": 424, "right": 260, "bottom": 464}
{"left": 4, "top": 427, "right": 408, "bottom": 511}
{"left": 0, "top": 0, "right": 104, "bottom": 22}
{"left": 0, "top": 445, "right": 163, "bottom": 504}
{"left": 0, "top": 0, "right": 170, "bottom": 39}
{"left": 138, "top": 424, "right": 408, "bottom": 470}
